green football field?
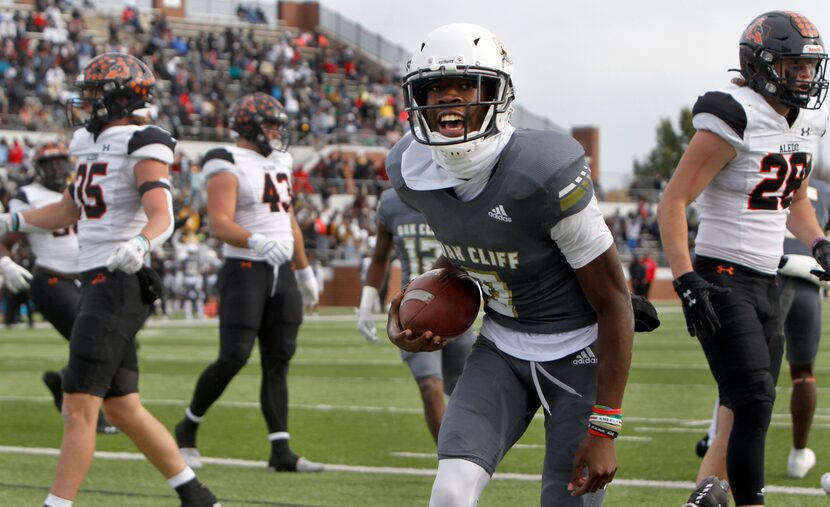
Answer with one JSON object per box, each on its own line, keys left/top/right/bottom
{"left": 1, "top": 304, "right": 829, "bottom": 506}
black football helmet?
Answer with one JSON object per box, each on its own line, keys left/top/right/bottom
{"left": 32, "top": 141, "right": 71, "bottom": 192}
{"left": 228, "top": 92, "right": 290, "bottom": 156}
{"left": 68, "top": 53, "right": 156, "bottom": 134}
{"left": 739, "top": 11, "right": 828, "bottom": 110}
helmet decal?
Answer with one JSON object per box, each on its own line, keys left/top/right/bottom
{"left": 786, "top": 11, "right": 819, "bottom": 38}
{"left": 744, "top": 17, "right": 770, "bottom": 45}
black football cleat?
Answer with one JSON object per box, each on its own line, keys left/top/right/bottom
{"left": 684, "top": 476, "right": 729, "bottom": 507}
{"left": 268, "top": 453, "right": 324, "bottom": 473}
{"left": 177, "top": 479, "right": 220, "bottom": 506}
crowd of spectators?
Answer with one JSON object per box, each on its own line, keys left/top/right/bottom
{"left": 0, "top": 1, "right": 668, "bottom": 322}
{"left": 0, "top": 0, "right": 406, "bottom": 148}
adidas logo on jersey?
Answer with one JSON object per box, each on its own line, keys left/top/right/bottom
{"left": 488, "top": 205, "right": 512, "bottom": 222}
{"left": 573, "top": 347, "right": 597, "bottom": 365}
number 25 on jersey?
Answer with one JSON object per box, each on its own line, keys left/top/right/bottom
{"left": 748, "top": 152, "right": 810, "bottom": 210}
{"left": 75, "top": 162, "right": 108, "bottom": 219}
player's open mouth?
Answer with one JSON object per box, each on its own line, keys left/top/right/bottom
{"left": 437, "top": 111, "right": 466, "bottom": 136}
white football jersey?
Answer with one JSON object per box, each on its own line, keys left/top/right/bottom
{"left": 69, "top": 125, "right": 176, "bottom": 271}
{"left": 9, "top": 182, "right": 79, "bottom": 274}
{"left": 692, "top": 84, "right": 828, "bottom": 274}
{"left": 201, "top": 146, "right": 294, "bottom": 261}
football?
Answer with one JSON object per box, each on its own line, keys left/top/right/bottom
{"left": 399, "top": 268, "right": 481, "bottom": 337}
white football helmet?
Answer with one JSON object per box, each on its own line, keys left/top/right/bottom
{"left": 402, "top": 23, "right": 515, "bottom": 153}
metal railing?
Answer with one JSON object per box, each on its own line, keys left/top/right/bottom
{"left": 89, "top": 0, "right": 280, "bottom": 28}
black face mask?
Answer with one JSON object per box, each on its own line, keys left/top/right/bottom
{"left": 36, "top": 157, "right": 71, "bottom": 192}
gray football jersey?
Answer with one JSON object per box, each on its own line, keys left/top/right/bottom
{"left": 387, "top": 130, "right": 597, "bottom": 334}
{"left": 784, "top": 178, "right": 830, "bottom": 256}
{"left": 377, "top": 188, "right": 442, "bottom": 282}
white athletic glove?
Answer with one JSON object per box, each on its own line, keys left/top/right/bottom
{"left": 295, "top": 266, "right": 319, "bottom": 307}
{"left": 106, "top": 235, "right": 149, "bottom": 274}
{"left": 248, "top": 233, "right": 292, "bottom": 268}
{"left": 356, "top": 285, "right": 379, "bottom": 343}
{"left": 0, "top": 213, "right": 14, "bottom": 236}
{"left": 0, "top": 256, "right": 32, "bottom": 293}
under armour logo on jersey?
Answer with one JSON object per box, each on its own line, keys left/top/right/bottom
{"left": 102, "top": 144, "right": 111, "bottom": 151}
{"left": 488, "top": 204, "right": 512, "bottom": 222}
{"left": 716, "top": 265, "right": 734, "bottom": 275}
{"left": 682, "top": 289, "right": 696, "bottom": 307}
{"left": 802, "top": 127, "right": 811, "bottom": 136}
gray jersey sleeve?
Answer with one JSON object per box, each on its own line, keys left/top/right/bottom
{"left": 530, "top": 134, "right": 595, "bottom": 230}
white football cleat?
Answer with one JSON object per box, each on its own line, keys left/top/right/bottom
{"left": 787, "top": 447, "right": 816, "bottom": 479}
{"left": 295, "top": 457, "right": 324, "bottom": 472}
{"left": 179, "top": 447, "right": 203, "bottom": 469}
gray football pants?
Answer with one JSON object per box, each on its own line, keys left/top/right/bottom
{"left": 437, "top": 336, "right": 605, "bottom": 506}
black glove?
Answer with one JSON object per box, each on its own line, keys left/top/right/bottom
{"left": 812, "top": 239, "right": 830, "bottom": 281}
{"left": 672, "top": 272, "right": 731, "bottom": 338}
{"left": 631, "top": 294, "right": 660, "bottom": 332}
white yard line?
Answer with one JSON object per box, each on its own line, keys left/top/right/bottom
{"left": 4, "top": 396, "right": 830, "bottom": 424}
{"left": 0, "top": 445, "right": 823, "bottom": 496}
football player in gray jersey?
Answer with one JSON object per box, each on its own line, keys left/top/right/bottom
{"left": 658, "top": 11, "right": 829, "bottom": 507}
{"left": 386, "top": 24, "right": 635, "bottom": 506}
{"left": 357, "top": 188, "right": 474, "bottom": 442}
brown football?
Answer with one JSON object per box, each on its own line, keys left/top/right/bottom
{"left": 399, "top": 268, "right": 481, "bottom": 337}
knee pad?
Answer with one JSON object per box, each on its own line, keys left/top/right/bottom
{"left": 261, "top": 355, "right": 289, "bottom": 376}
{"left": 213, "top": 359, "right": 245, "bottom": 383}
{"left": 219, "top": 337, "right": 255, "bottom": 367}
{"left": 723, "top": 371, "right": 774, "bottom": 429}
{"left": 722, "top": 371, "right": 775, "bottom": 408}
{"left": 429, "top": 459, "right": 490, "bottom": 507}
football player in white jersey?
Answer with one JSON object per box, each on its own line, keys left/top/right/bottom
{"left": 0, "top": 141, "right": 117, "bottom": 434}
{"left": 173, "top": 93, "right": 323, "bottom": 473}
{"left": 658, "top": 11, "right": 830, "bottom": 507}
{"left": 0, "top": 53, "right": 219, "bottom": 507}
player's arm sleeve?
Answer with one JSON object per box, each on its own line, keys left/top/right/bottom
{"left": 127, "top": 125, "right": 177, "bottom": 164}
{"left": 691, "top": 91, "right": 747, "bottom": 149}
{"left": 201, "top": 147, "right": 236, "bottom": 178}
{"left": 550, "top": 195, "right": 614, "bottom": 269}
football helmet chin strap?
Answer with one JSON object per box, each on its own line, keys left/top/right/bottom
{"left": 428, "top": 122, "right": 516, "bottom": 181}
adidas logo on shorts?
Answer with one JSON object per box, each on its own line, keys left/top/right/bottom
{"left": 573, "top": 347, "right": 597, "bottom": 365}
